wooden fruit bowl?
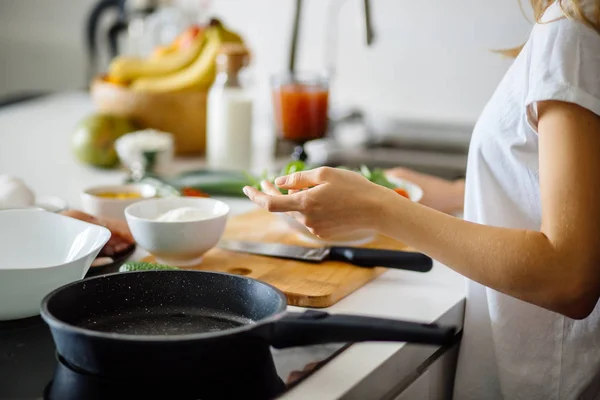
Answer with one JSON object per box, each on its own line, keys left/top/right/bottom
{"left": 90, "top": 77, "right": 207, "bottom": 155}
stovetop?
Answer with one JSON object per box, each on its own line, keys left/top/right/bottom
{"left": 0, "top": 316, "right": 349, "bottom": 400}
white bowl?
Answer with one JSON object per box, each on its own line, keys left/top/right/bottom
{"left": 81, "top": 183, "right": 157, "bottom": 220}
{"left": 125, "top": 197, "right": 229, "bottom": 267}
{"left": 35, "top": 195, "right": 69, "bottom": 213}
{"left": 1, "top": 195, "right": 69, "bottom": 213}
{"left": 278, "top": 177, "right": 423, "bottom": 246}
{"left": 0, "top": 209, "right": 110, "bottom": 321}
{"left": 115, "top": 130, "right": 175, "bottom": 176}
{"left": 386, "top": 176, "right": 424, "bottom": 203}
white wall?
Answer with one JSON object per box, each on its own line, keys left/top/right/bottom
{"left": 0, "top": 0, "right": 532, "bottom": 124}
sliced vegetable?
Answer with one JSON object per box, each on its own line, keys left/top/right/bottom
{"left": 367, "top": 167, "right": 396, "bottom": 189}
{"left": 394, "top": 188, "right": 410, "bottom": 198}
{"left": 119, "top": 261, "right": 179, "bottom": 272}
{"left": 181, "top": 187, "right": 209, "bottom": 197}
{"left": 359, "top": 165, "right": 372, "bottom": 180}
{"left": 132, "top": 162, "right": 406, "bottom": 199}
{"left": 282, "top": 160, "right": 306, "bottom": 176}
{"left": 247, "top": 161, "right": 403, "bottom": 194}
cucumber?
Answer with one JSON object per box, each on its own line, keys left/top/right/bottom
{"left": 119, "top": 261, "right": 179, "bottom": 272}
{"left": 135, "top": 177, "right": 181, "bottom": 197}
{"left": 170, "top": 170, "right": 254, "bottom": 197}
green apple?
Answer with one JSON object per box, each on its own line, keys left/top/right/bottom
{"left": 72, "top": 114, "right": 137, "bottom": 168}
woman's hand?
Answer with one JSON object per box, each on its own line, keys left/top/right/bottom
{"left": 385, "top": 167, "right": 465, "bottom": 214}
{"left": 243, "top": 167, "right": 399, "bottom": 239}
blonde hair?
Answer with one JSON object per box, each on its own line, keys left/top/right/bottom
{"left": 498, "top": 0, "right": 600, "bottom": 57}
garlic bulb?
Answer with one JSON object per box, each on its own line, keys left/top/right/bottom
{"left": 0, "top": 175, "right": 35, "bottom": 209}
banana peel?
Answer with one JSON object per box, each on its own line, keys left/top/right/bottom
{"left": 151, "top": 44, "right": 178, "bottom": 59}
{"left": 150, "top": 25, "right": 203, "bottom": 59}
{"left": 130, "top": 24, "right": 244, "bottom": 93}
{"left": 107, "top": 27, "right": 207, "bottom": 83}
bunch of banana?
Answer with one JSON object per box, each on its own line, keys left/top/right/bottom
{"left": 129, "top": 20, "right": 244, "bottom": 93}
{"left": 107, "top": 25, "right": 206, "bottom": 83}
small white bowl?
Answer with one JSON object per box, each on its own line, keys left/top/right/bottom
{"left": 125, "top": 197, "right": 229, "bottom": 267}
{"left": 0, "top": 209, "right": 110, "bottom": 321}
{"left": 115, "top": 130, "right": 175, "bottom": 176}
{"left": 81, "top": 183, "right": 157, "bottom": 220}
{"left": 278, "top": 177, "right": 423, "bottom": 246}
{"left": 386, "top": 176, "right": 424, "bottom": 203}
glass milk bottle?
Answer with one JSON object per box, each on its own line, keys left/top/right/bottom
{"left": 206, "top": 44, "right": 253, "bottom": 171}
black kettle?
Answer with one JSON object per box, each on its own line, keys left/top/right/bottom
{"left": 85, "top": 0, "right": 160, "bottom": 77}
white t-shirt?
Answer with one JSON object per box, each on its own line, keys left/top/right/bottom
{"left": 454, "top": 2, "right": 600, "bottom": 399}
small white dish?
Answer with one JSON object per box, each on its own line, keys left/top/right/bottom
{"left": 278, "top": 177, "right": 423, "bottom": 246}
{"left": 125, "top": 197, "right": 229, "bottom": 267}
{"left": 81, "top": 183, "right": 157, "bottom": 220}
{"left": 0, "top": 209, "right": 110, "bottom": 321}
{"left": 115, "top": 129, "right": 174, "bottom": 177}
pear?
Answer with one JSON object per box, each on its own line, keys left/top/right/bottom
{"left": 72, "top": 114, "right": 137, "bottom": 168}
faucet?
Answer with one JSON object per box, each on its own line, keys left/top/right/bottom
{"left": 288, "top": 0, "right": 375, "bottom": 73}
{"left": 282, "top": 0, "right": 377, "bottom": 158}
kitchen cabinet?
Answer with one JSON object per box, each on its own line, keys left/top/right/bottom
{"left": 394, "top": 370, "right": 430, "bottom": 400}
{"left": 394, "top": 342, "right": 459, "bottom": 400}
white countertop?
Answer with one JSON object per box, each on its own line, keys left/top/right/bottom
{"left": 0, "top": 92, "right": 466, "bottom": 399}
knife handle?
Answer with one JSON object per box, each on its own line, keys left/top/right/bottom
{"left": 328, "top": 247, "right": 433, "bottom": 273}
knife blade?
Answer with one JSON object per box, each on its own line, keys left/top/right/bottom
{"left": 218, "top": 240, "right": 433, "bottom": 273}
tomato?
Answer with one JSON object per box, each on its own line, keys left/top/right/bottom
{"left": 394, "top": 188, "right": 410, "bottom": 198}
{"left": 181, "top": 187, "right": 209, "bottom": 197}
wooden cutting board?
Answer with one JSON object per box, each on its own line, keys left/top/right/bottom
{"left": 143, "top": 209, "right": 412, "bottom": 308}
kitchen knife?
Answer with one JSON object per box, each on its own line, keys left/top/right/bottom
{"left": 218, "top": 240, "right": 433, "bottom": 273}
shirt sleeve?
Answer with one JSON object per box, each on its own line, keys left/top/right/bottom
{"left": 524, "top": 11, "right": 600, "bottom": 132}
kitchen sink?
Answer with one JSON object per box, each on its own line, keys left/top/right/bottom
{"left": 304, "top": 119, "right": 473, "bottom": 181}
{"left": 318, "top": 146, "right": 467, "bottom": 180}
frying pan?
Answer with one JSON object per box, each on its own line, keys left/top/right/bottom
{"left": 41, "top": 270, "right": 456, "bottom": 378}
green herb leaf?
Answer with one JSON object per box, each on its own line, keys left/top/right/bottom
{"left": 359, "top": 164, "right": 372, "bottom": 180}
{"left": 281, "top": 161, "right": 306, "bottom": 176}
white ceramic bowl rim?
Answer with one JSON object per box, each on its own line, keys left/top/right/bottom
{"left": 0, "top": 209, "right": 111, "bottom": 270}
{"left": 35, "top": 195, "right": 69, "bottom": 213}
{"left": 385, "top": 176, "right": 424, "bottom": 203}
{"left": 82, "top": 183, "right": 157, "bottom": 202}
{"left": 125, "top": 197, "right": 230, "bottom": 222}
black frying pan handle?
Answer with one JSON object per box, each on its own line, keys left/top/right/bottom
{"left": 269, "top": 310, "right": 455, "bottom": 349}
{"left": 328, "top": 247, "right": 433, "bottom": 273}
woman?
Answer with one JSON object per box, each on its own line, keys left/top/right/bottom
{"left": 244, "top": 0, "right": 600, "bottom": 398}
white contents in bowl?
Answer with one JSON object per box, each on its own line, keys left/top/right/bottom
{"left": 155, "top": 207, "right": 210, "bottom": 222}
{"left": 0, "top": 175, "right": 35, "bottom": 209}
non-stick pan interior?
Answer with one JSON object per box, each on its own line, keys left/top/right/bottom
{"left": 43, "top": 270, "right": 287, "bottom": 336}
{"left": 75, "top": 306, "right": 254, "bottom": 335}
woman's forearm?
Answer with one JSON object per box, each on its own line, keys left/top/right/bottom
{"left": 377, "top": 101, "right": 600, "bottom": 319}
{"left": 448, "top": 178, "right": 465, "bottom": 214}
{"left": 385, "top": 168, "right": 466, "bottom": 214}
{"left": 376, "top": 193, "right": 594, "bottom": 318}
